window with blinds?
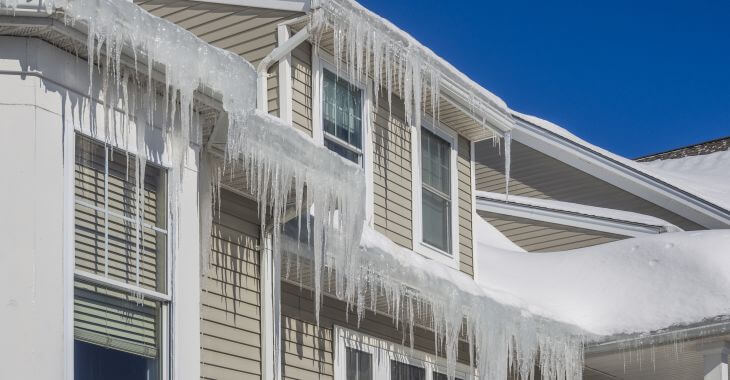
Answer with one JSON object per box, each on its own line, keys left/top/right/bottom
{"left": 73, "top": 134, "right": 168, "bottom": 380}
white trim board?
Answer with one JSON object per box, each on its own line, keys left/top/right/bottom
{"left": 192, "top": 0, "right": 308, "bottom": 12}
{"left": 475, "top": 195, "right": 668, "bottom": 237}
{"left": 334, "top": 325, "right": 473, "bottom": 380}
{"left": 511, "top": 115, "right": 730, "bottom": 229}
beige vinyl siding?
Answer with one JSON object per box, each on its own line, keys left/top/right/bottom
{"left": 478, "top": 210, "right": 627, "bottom": 252}
{"left": 474, "top": 139, "right": 704, "bottom": 231}
{"left": 291, "top": 42, "right": 313, "bottom": 135}
{"left": 456, "top": 136, "right": 474, "bottom": 276}
{"left": 280, "top": 282, "right": 471, "bottom": 380}
{"left": 372, "top": 95, "right": 413, "bottom": 249}
{"left": 201, "top": 190, "right": 262, "bottom": 380}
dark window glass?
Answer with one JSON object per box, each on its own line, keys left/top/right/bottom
{"left": 346, "top": 348, "right": 372, "bottom": 380}
{"left": 391, "top": 360, "right": 425, "bottom": 380}
{"left": 325, "top": 138, "right": 360, "bottom": 164}
{"left": 74, "top": 340, "right": 158, "bottom": 380}
{"left": 433, "top": 372, "right": 464, "bottom": 380}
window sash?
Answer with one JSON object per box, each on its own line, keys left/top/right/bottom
{"left": 74, "top": 134, "right": 169, "bottom": 295}
{"left": 322, "top": 69, "right": 363, "bottom": 161}
{"left": 390, "top": 360, "right": 426, "bottom": 380}
{"left": 421, "top": 188, "right": 451, "bottom": 253}
{"left": 420, "top": 128, "right": 452, "bottom": 254}
{"left": 346, "top": 347, "right": 373, "bottom": 380}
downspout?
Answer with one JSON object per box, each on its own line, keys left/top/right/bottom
{"left": 256, "top": 24, "right": 312, "bottom": 112}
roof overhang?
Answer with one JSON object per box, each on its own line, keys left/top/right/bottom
{"left": 510, "top": 114, "right": 730, "bottom": 229}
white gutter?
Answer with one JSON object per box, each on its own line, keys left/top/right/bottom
{"left": 189, "top": 0, "right": 309, "bottom": 12}
{"left": 256, "top": 24, "right": 311, "bottom": 112}
{"left": 475, "top": 194, "right": 673, "bottom": 237}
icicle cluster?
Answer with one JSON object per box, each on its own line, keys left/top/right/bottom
{"left": 2, "top": 0, "right": 580, "bottom": 378}
{"left": 282, "top": 227, "right": 586, "bottom": 380}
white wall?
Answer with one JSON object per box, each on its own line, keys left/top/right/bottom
{"left": 0, "top": 36, "right": 201, "bottom": 379}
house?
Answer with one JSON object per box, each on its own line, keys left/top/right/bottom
{"left": 1, "top": 0, "right": 728, "bottom": 380}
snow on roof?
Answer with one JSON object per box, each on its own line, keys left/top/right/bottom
{"left": 511, "top": 111, "right": 730, "bottom": 214}
{"left": 476, "top": 190, "right": 682, "bottom": 232}
{"left": 475, "top": 224, "right": 730, "bottom": 336}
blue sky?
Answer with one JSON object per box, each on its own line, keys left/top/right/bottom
{"left": 357, "top": 0, "right": 730, "bottom": 158}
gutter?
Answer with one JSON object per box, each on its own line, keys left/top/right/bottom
{"left": 256, "top": 24, "right": 311, "bottom": 112}
{"left": 586, "top": 318, "right": 730, "bottom": 355}
{"left": 475, "top": 195, "right": 673, "bottom": 237}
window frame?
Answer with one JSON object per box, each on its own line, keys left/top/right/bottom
{"left": 71, "top": 132, "right": 172, "bottom": 380}
{"left": 319, "top": 62, "right": 366, "bottom": 165}
{"left": 334, "top": 326, "right": 472, "bottom": 380}
{"left": 412, "top": 118, "right": 460, "bottom": 268}
{"left": 312, "top": 49, "right": 375, "bottom": 224}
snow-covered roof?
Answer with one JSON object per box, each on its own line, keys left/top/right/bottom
{"left": 512, "top": 111, "right": 730, "bottom": 216}
{"left": 476, "top": 190, "right": 682, "bottom": 233}
{"left": 475, "top": 221, "right": 730, "bottom": 336}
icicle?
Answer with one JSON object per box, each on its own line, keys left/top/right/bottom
{"left": 504, "top": 130, "right": 512, "bottom": 200}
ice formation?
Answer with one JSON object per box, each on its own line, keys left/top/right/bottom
{"left": 0, "top": 0, "right": 588, "bottom": 378}
{"left": 282, "top": 226, "right": 586, "bottom": 380}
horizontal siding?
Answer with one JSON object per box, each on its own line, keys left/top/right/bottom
{"left": 474, "top": 139, "right": 704, "bottom": 231}
{"left": 281, "top": 282, "right": 471, "bottom": 380}
{"left": 201, "top": 190, "right": 262, "bottom": 380}
{"left": 372, "top": 94, "right": 413, "bottom": 250}
{"left": 478, "top": 210, "right": 627, "bottom": 252}
{"left": 456, "top": 135, "right": 474, "bottom": 277}
{"left": 291, "top": 42, "right": 313, "bottom": 135}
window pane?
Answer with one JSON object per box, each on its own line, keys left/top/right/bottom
{"left": 422, "top": 189, "right": 450, "bottom": 253}
{"left": 346, "top": 348, "right": 372, "bottom": 380}
{"left": 74, "top": 135, "right": 167, "bottom": 292}
{"left": 421, "top": 128, "right": 450, "bottom": 195}
{"left": 391, "top": 361, "right": 425, "bottom": 380}
{"left": 322, "top": 69, "right": 362, "bottom": 156}
{"left": 75, "top": 340, "right": 158, "bottom": 380}
{"left": 324, "top": 138, "right": 360, "bottom": 164}
{"left": 433, "top": 372, "right": 464, "bottom": 380}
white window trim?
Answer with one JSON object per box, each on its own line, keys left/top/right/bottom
{"left": 67, "top": 131, "right": 173, "bottom": 379}
{"left": 411, "top": 118, "right": 460, "bottom": 269}
{"left": 334, "top": 326, "right": 473, "bottom": 380}
{"left": 312, "top": 49, "right": 375, "bottom": 225}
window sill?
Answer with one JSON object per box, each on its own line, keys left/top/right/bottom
{"left": 413, "top": 240, "right": 459, "bottom": 269}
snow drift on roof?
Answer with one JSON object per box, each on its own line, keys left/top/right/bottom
{"left": 639, "top": 150, "right": 730, "bottom": 213}
{"left": 475, "top": 225, "right": 730, "bottom": 336}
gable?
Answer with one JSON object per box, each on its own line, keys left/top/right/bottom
{"left": 474, "top": 139, "right": 704, "bottom": 231}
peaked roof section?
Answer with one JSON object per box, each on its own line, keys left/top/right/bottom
{"left": 510, "top": 111, "right": 730, "bottom": 228}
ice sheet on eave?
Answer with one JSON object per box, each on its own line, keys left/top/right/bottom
{"left": 474, "top": 220, "right": 730, "bottom": 337}
{"left": 476, "top": 190, "right": 682, "bottom": 232}
{"left": 512, "top": 111, "right": 730, "bottom": 213}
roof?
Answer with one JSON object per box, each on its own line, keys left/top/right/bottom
{"left": 510, "top": 111, "right": 730, "bottom": 226}
{"left": 636, "top": 136, "right": 730, "bottom": 162}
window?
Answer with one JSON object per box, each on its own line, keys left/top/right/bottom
{"left": 420, "top": 128, "right": 452, "bottom": 254}
{"left": 391, "top": 361, "right": 426, "bottom": 380}
{"left": 335, "top": 326, "right": 470, "bottom": 380}
{"left": 433, "top": 372, "right": 463, "bottom": 380}
{"left": 346, "top": 347, "right": 373, "bottom": 380}
{"left": 322, "top": 68, "right": 363, "bottom": 164}
{"left": 73, "top": 135, "right": 169, "bottom": 380}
